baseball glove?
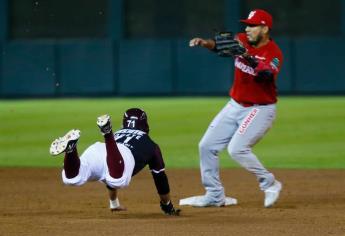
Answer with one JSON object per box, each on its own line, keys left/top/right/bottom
{"left": 214, "top": 31, "right": 246, "bottom": 57}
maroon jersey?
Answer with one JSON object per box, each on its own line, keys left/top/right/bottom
{"left": 230, "top": 33, "right": 283, "bottom": 104}
{"left": 114, "top": 129, "right": 165, "bottom": 176}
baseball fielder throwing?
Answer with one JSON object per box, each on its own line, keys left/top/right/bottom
{"left": 50, "top": 108, "right": 180, "bottom": 215}
{"left": 180, "top": 9, "right": 283, "bottom": 208}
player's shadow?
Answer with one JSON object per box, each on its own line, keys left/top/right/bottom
{"left": 109, "top": 212, "right": 187, "bottom": 219}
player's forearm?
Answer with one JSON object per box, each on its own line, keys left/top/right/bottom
{"left": 151, "top": 171, "right": 180, "bottom": 215}
{"left": 151, "top": 171, "right": 170, "bottom": 195}
{"left": 202, "top": 39, "right": 216, "bottom": 50}
{"left": 154, "top": 174, "right": 172, "bottom": 204}
{"left": 243, "top": 53, "right": 278, "bottom": 73}
{"left": 189, "top": 38, "right": 215, "bottom": 50}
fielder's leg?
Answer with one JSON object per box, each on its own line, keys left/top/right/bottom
{"left": 198, "top": 102, "right": 239, "bottom": 205}
{"left": 227, "top": 104, "right": 282, "bottom": 207}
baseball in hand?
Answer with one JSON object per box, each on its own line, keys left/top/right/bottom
{"left": 189, "top": 39, "right": 198, "bottom": 47}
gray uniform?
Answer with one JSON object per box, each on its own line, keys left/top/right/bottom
{"left": 199, "top": 99, "right": 276, "bottom": 203}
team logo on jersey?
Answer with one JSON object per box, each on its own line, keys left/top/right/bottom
{"left": 235, "top": 58, "right": 256, "bottom": 75}
{"left": 270, "top": 58, "right": 280, "bottom": 70}
{"left": 114, "top": 129, "right": 145, "bottom": 148}
{"left": 238, "top": 108, "right": 259, "bottom": 135}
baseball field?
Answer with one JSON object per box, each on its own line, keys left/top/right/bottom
{"left": 1, "top": 96, "right": 345, "bottom": 235}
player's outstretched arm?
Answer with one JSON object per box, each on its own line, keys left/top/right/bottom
{"left": 150, "top": 145, "right": 180, "bottom": 215}
{"left": 151, "top": 171, "right": 181, "bottom": 216}
{"left": 189, "top": 37, "right": 215, "bottom": 50}
{"left": 107, "top": 185, "right": 127, "bottom": 212}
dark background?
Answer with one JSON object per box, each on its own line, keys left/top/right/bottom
{"left": 1, "top": 0, "right": 344, "bottom": 97}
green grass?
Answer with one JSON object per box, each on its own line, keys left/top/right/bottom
{"left": 1, "top": 97, "right": 344, "bottom": 168}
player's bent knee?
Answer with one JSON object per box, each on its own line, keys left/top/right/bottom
{"left": 62, "top": 176, "right": 85, "bottom": 186}
{"left": 227, "top": 145, "right": 249, "bottom": 160}
{"left": 61, "top": 169, "right": 89, "bottom": 186}
{"left": 105, "top": 174, "right": 131, "bottom": 189}
{"left": 63, "top": 181, "right": 82, "bottom": 186}
{"left": 199, "top": 140, "right": 216, "bottom": 154}
{"left": 106, "top": 180, "right": 129, "bottom": 189}
{"left": 198, "top": 140, "right": 206, "bottom": 151}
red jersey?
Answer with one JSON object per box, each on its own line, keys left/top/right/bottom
{"left": 230, "top": 33, "right": 283, "bottom": 104}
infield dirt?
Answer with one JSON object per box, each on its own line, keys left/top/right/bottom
{"left": 1, "top": 168, "right": 345, "bottom": 236}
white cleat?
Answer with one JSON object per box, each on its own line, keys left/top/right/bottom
{"left": 97, "top": 114, "right": 112, "bottom": 135}
{"left": 264, "top": 180, "right": 282, "bottom": 208}
{"left": 224, "top": 197, "right": 238, "bottom": 206}
{"left": 49, "top": 129, "right": 80, "bottom": 156}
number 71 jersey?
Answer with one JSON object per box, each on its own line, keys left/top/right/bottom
{"left": 114, "top": 128, "right": 165, "bottom": 176}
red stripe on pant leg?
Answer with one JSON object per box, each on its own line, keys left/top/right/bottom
{"left": 104, "top": 133, "right": 124, "bottom": 178}
{"left": 64, "top": 150, "right": 80, "bottom": 179}
{"left": 238, "top": 108, "right": 259, "bottom": 134}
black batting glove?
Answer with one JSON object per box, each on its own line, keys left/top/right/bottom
{"left": 160, "top": 201, "right": 181, "bottom": 216}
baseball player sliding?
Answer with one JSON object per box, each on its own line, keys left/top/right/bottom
{"left": 50, "top": 108, "right": 180, "bottom": 215}
{"left": 180, "top": 9, "right": 283, "bottom": 208}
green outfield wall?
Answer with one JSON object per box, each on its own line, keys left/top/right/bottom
{"left": 0, "top": 0, "right": 345, "bottom": 97}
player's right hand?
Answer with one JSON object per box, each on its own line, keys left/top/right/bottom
{"left": 189, "top": 38, "right": 203, "bottom": 47}
{"left": 189, "top": 38, "right": 216, "bottom": 50}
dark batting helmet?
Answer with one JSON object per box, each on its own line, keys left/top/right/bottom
{"left": 122, "top": 108, "right": 149, "bottom": 133}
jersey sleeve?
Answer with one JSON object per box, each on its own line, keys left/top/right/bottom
{"left": 149, "top": 144, "right": 170, "bottom": 195}
{"left": 254, "top": 51, "right": 282, "bottom": 77}
{"left": 148, "top": 145, "right": 165, "bottom": 173}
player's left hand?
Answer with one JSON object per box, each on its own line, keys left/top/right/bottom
{"left": 214, "top": 32, "right": 246, "bottom": 57}
{"left": 160, "top": 201, "right": 181, "bottom": 216}
{"left": 109, "top": 198, "right": 126, "bottom": 212}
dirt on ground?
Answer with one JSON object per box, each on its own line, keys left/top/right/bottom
{"left": 1, "top": 168, "right": 345, "bottom": 236}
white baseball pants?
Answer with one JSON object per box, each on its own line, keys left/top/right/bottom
{"left": 62, "top": 142, "right": 135, "bottom": 189}
{"left": 199, "top": 99, "right": 276, "bottom": 202}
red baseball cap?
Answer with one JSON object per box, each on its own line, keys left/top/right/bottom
{"left": 240, "top": 9, "right": 273, "bottom": 29}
